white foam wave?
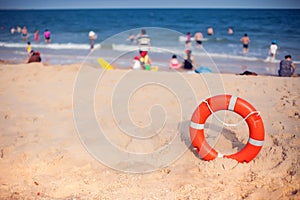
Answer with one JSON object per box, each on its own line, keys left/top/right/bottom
{"left": 178, "top": 36, "right": 208, "bottom": 42}
{"left": 0, "top": 42, "right": 100, "bottom": 50}
{"left": 112, "top": 43, "right": 268, "bottom": 62}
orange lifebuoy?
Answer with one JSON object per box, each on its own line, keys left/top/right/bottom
{"left": 189, "top": 94, "right": 264, "bottom": 163}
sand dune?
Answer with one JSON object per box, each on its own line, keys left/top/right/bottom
{"left": 0, "top": 63, "right": 299, "bottom": 199}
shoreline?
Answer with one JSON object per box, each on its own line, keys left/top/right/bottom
{"left": 1, "top": 58, "right": 299, "bottom": 77}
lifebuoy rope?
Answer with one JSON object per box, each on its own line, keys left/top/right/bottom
{"left": 202, "top": 100, "right": 260, "bottom": 127}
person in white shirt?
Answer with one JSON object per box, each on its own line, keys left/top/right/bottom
{"left": 269, "top": 40, "right": 278, "bottom": 61}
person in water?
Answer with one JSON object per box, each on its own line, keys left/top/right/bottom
{"left": 137, "top": 29, "right": 151, "bottom": 53}
{"left": 44, "top": 29, "right": 51, "bottom": 43}
{"left": 194, "top": 31, "right": 203, "bottom": 48}
{"left": 240, "top": 33, "right": 250, "bottom": 54}
{"left": 269, "top": 40, "right": 278, "bottom": 61}
{"left": 21, "top": 26, "right": 28, "bottom": 41}
{"left": 278, "top": 55, "right": 296, "bottom": 77}
{"left": 28, "top": 50, "right": 42, "bottom": 63}
{"left": 88, "top": 31, "right": 97, "bottom": 51}
{"left": 207, "top": 26, "right": 214, "bottom": 35}
{"left": 228, "top": 27, "right": 234, "bottom": 35}
{"left": 34, "top": 30, "right": 39, "bottom": 42}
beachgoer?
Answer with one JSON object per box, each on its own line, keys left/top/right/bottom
{"left": 269, "top": 40, "right": 278, "bottom": 61}
{"left": 194, "top": 31, "right": 203, "bottom": 48}
{"left": 27, "top": 41, "right": 31, "bottom": 53}
{"left": 28, "top": 50, "right": 42, "bottom": 63}
{"left": 34, "top": 30, "right": 39, "bottom": 42}
{"left": 88, "top": 31, "right": 97, "bottom": 51}
{"left": 185, "top": 40, "right": 192, "bottom": 50}
{"left": 207, "top": 27, "right": 214, "bottom": 35}
{"left": 228, "top": 27, "right": 233, "bottom": 35}
{"left": 240, "top": 33, "right": 250, "bottom": 54}
{"left": 139, "top": 51, "right": 152, "bottom": 70}
{"left": 44, "top": 29, "right": 51, "bottom": 43}
{"left": 186, "top": 32, "right": 191, "bottom": 42}
{"left": 10, "top": 27, "right": 16, "bottom": 34}
{"left": 137, "top": 29, "right": 151, "bottom": 53}
{"left": 278, "top": 55, "right": 296, "bottom": 77}
{"left": 127, "top": 33, "right": 136, "bottom": 44}
{"left": 21, "top": 26, "right": 28, "bottom": 41}
{"left": 16, "top": 26, "right": 21, "bottom": 33}
{"left": 132, "top": 56, "right": 141, "bottom": 69}
{"left": 169, "top": 54, "right": 180, "bottom": 69}
{"left": 180, "top": 49, "right": 195, "bottom": 70}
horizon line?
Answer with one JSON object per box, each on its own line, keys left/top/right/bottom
{"left": 1, "top": 7, "right": 300, "bottom": 10}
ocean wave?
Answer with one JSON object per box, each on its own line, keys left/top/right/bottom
{"left": 178, "top": 36, "right": 208, "bottom": 42}
{"left": 0, "top": 42, "right": 101, "bottom": 50}
{"left": 111, "top": 43, "right": 264, "bottom": 62}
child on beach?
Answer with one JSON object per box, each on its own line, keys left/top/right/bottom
{"left": 140, "top": 51, "right": 152, "bottom": 71}
{"left": 27, "top": 42, "right": 31, "bottom": 54}
{"left": 169, "top": 54, "right": 180, "bottom": 69}
{"left": 132, "top": 56, "right": 141, "bottom": 69}
{"left": 180, "top": 49, "right": 195, "bottom": 70}
{"left": 207, "top": 26, "right": 214, "bottom": 35}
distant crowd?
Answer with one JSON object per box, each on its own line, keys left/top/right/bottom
{"left": 9, "top": 25, "right": 296, "bottom": 77}
{"left": 127, "top": 28, "right": 296, "bottom": 77}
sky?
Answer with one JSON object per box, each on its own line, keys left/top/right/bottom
{"left": 1, "top": 0, "right": 300, "bottom": 9}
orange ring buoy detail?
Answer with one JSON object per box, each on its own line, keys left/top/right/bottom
{"left": 189, "top": 94, "right": 264, "bottom": 163}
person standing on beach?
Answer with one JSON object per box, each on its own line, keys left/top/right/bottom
{"left": 269, "top": 40, "right": 278, "bottom": 61}
{"left": 88, "top": 31, "right": 97, "bottom": 51}
{"left": 44, "top": 29, "right": 51, "bottom": 43}
{"left": 278, "top": 55, "right": 296, "bottom": 77}
{"left": 194, "top": 31, "right": 203, "bottom": 48}
{"left": 137, "top": 29, "right": 151, "bottom": 53}
{"left": 34, "top": 30, "right": 39, "bottom": 42}
{"left": 240, "top": 33, "right": 250, "bottom": 54}
{"left": 27, "top": 41, "right": 31, "bottom": 54}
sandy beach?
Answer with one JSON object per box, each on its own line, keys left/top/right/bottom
{"left": 0, "top": 62, "right": 299, "bottom": 199}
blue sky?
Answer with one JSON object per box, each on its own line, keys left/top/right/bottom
{"left": 1, "top": 0, "right": 300, "bottom": 9}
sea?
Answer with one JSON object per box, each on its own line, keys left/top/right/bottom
{"left": 1, "top": 9, "right": 300, "bottom": 75}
